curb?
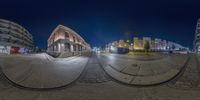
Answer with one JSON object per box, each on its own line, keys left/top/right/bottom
{"left": 97, "top": 54, "right": 191, "bottom": 86}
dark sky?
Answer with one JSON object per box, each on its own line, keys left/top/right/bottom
{"left": 0, "top": 0, "right": 200, "bottom": 49}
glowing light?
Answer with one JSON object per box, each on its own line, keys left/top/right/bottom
{"left": 110, "top": 46, "right": 115, "bottom": 51}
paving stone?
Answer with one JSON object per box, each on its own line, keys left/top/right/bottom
{"left": 98, "top": 53, "right": 189, "bottom": 85}
{"left": 104, "top": 65, "right": 134, "bottom": 83}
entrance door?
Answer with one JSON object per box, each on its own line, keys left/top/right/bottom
{"left": 65, "top": 43, "right": 70, "bottom": 52}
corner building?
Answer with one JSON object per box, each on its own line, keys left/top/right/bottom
{"left": 47, "top": 25, "right": 90, "bottom": 55}
{"left": 0, "top": 19, "right": 33, "bottom": 54}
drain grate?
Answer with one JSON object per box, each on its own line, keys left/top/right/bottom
{"left": 132, "top": 64, "right": 138, "bottom": 67}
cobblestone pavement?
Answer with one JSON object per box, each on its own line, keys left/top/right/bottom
{"left": 109, "top": 52, "right": 167, "bottom": 61}
{"left": 0, "top": 67, "right": 13, "bottom": 90}
{"left": 78, "top": 53, "right": 110, "bottom": 83}
{"left": 168, "top": 54, "right": 200, "bottom": 90}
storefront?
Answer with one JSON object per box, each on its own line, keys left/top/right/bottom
{"left": 10, "top": 47, "right": 20, "bottom": 54}
{"left": 0, "top": 45, "right": 10, "bottom": 54}
{"left": 0, "top": 45, "right": 29, "bottom": 54}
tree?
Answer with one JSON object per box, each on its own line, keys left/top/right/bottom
{"left": 144, "top": 41, "right": 150, "bottom": 52}
{"left": 172, "top": 44, "right": 176, "bottom": 50}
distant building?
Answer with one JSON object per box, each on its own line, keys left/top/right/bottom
{"left": 133, "top": 37, "right": 143, "bottom": 50}
{"left": 118, "top": 40, "right": 126, "bottom": 48}
{"left": 194, "top": 18, "right": 200, "bottom": 53}
{"left": 160, "top": 40, "right": 167, "bottom": 50}
{"left": 107, "top": 37, "right": 187, "bottom": 52}
{"left": 154, "top": 38, "right": 162, "bottom": 49}
{"left": 0, "top": 19, "right": 33, "bottom": 54}
{"left": 129, "top": 43, "right": 134, "bottom": 50}
{"left": 167, "top": 41, "right": 185, "bottom": 51}
{"left": 47, "top": 25, "right": 90, "bottom": 55}
{"left": 111, "top": 41, "right": 118, "bottom": 47}
{"left": 125, "top": 40, "right": 130, "bottom": 49}
{"left": 108, "top": 40, "right": 129, "bottom": 54}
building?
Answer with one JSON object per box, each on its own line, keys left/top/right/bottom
{"left": 160, "top": 40, "right": 167, "bottom": 50}
{"left": 107, "top": 40, "right": 129, "bottom": 54}
{"left": 120, "top": 37, "right": 185, "bottom": 51}
{"left": 47, "top": 25, "right": 90, "bottom": 56}
{"left": 167, "top": 41, "right": 185, "bottom": 51}
{"left": 118, "top": 40, "right": 126, "bottom": 48}
{"left": 194, "top": 18, "right": 200, "bottom": 53}
{"left": 0, "top": 19, "right": 33, "bottom": 54}
{"left": 154, "top": 38, "right": 162, "bottom": 50}
{"left": 111, "top": 41, "right": 118, "bottom": 47}
{"left": 107, "top": 37, "right": 187, "bottom": 53}
{"left": 133, "top": 37, "right": 143, "bottom": 50}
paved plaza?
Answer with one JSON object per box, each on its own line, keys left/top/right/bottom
{"left": 0, "top": 53, "right": 200, "bottom": 100}
{"left": 0, "top": 53, "right": 89, "bottom": 89}
{"left": 97, "top": 53, "right": 189, "bottom": 85}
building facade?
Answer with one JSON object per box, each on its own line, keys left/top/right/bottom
{"left": 47, "top": 25, "right": 90, "bottom": 56}
{"left": 167, "top": 41, "right": 185, "bottom": 50}
{"left": 133, "top": 37, "right": 143, "bottom": 50}
{"left": 194, "top": 18, "right": 200, "bottom": 53}
{"left": 0, "top": 19, "right": 33, "bottom": 54}
{"left": 107, "top": 37, "right": 187, "bottom": 52}
{"left": 118, "top": 40, "right": 126, "bottom": 48}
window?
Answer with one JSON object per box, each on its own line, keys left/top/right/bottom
{"left": 73, "top": 36, "right": 76, "bottom": 42}
{"left": 2, "top": 38, "right": 8, "bottom": 42}
{"left": 65, "top": 32, "right": 69, "bottom": 38}
{"left": 77, "top": 38, "right": 80, "bottom": 43}
{"left": 7, "top": 37, "right": 12, "bottom": 42}
{"left": 7, "top": 31, "right": 10, "bottom": 34}
{"left": 198, "top": 29, "right": 200, "bottom": 33}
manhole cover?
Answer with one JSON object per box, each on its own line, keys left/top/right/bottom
{"left": 132, "top": 64, "right": 138, "bottom": 67}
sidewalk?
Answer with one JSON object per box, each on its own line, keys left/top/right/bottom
{"left": 97, "top": 53, "right": 190, "bottom": 85}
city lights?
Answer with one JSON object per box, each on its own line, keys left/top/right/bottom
{"left": 0, "top": 0, "right": 200, "bottom": 99}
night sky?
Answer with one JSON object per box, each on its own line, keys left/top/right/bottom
{"left": 0, "top": 0, "right": 200, "bottom": 49}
